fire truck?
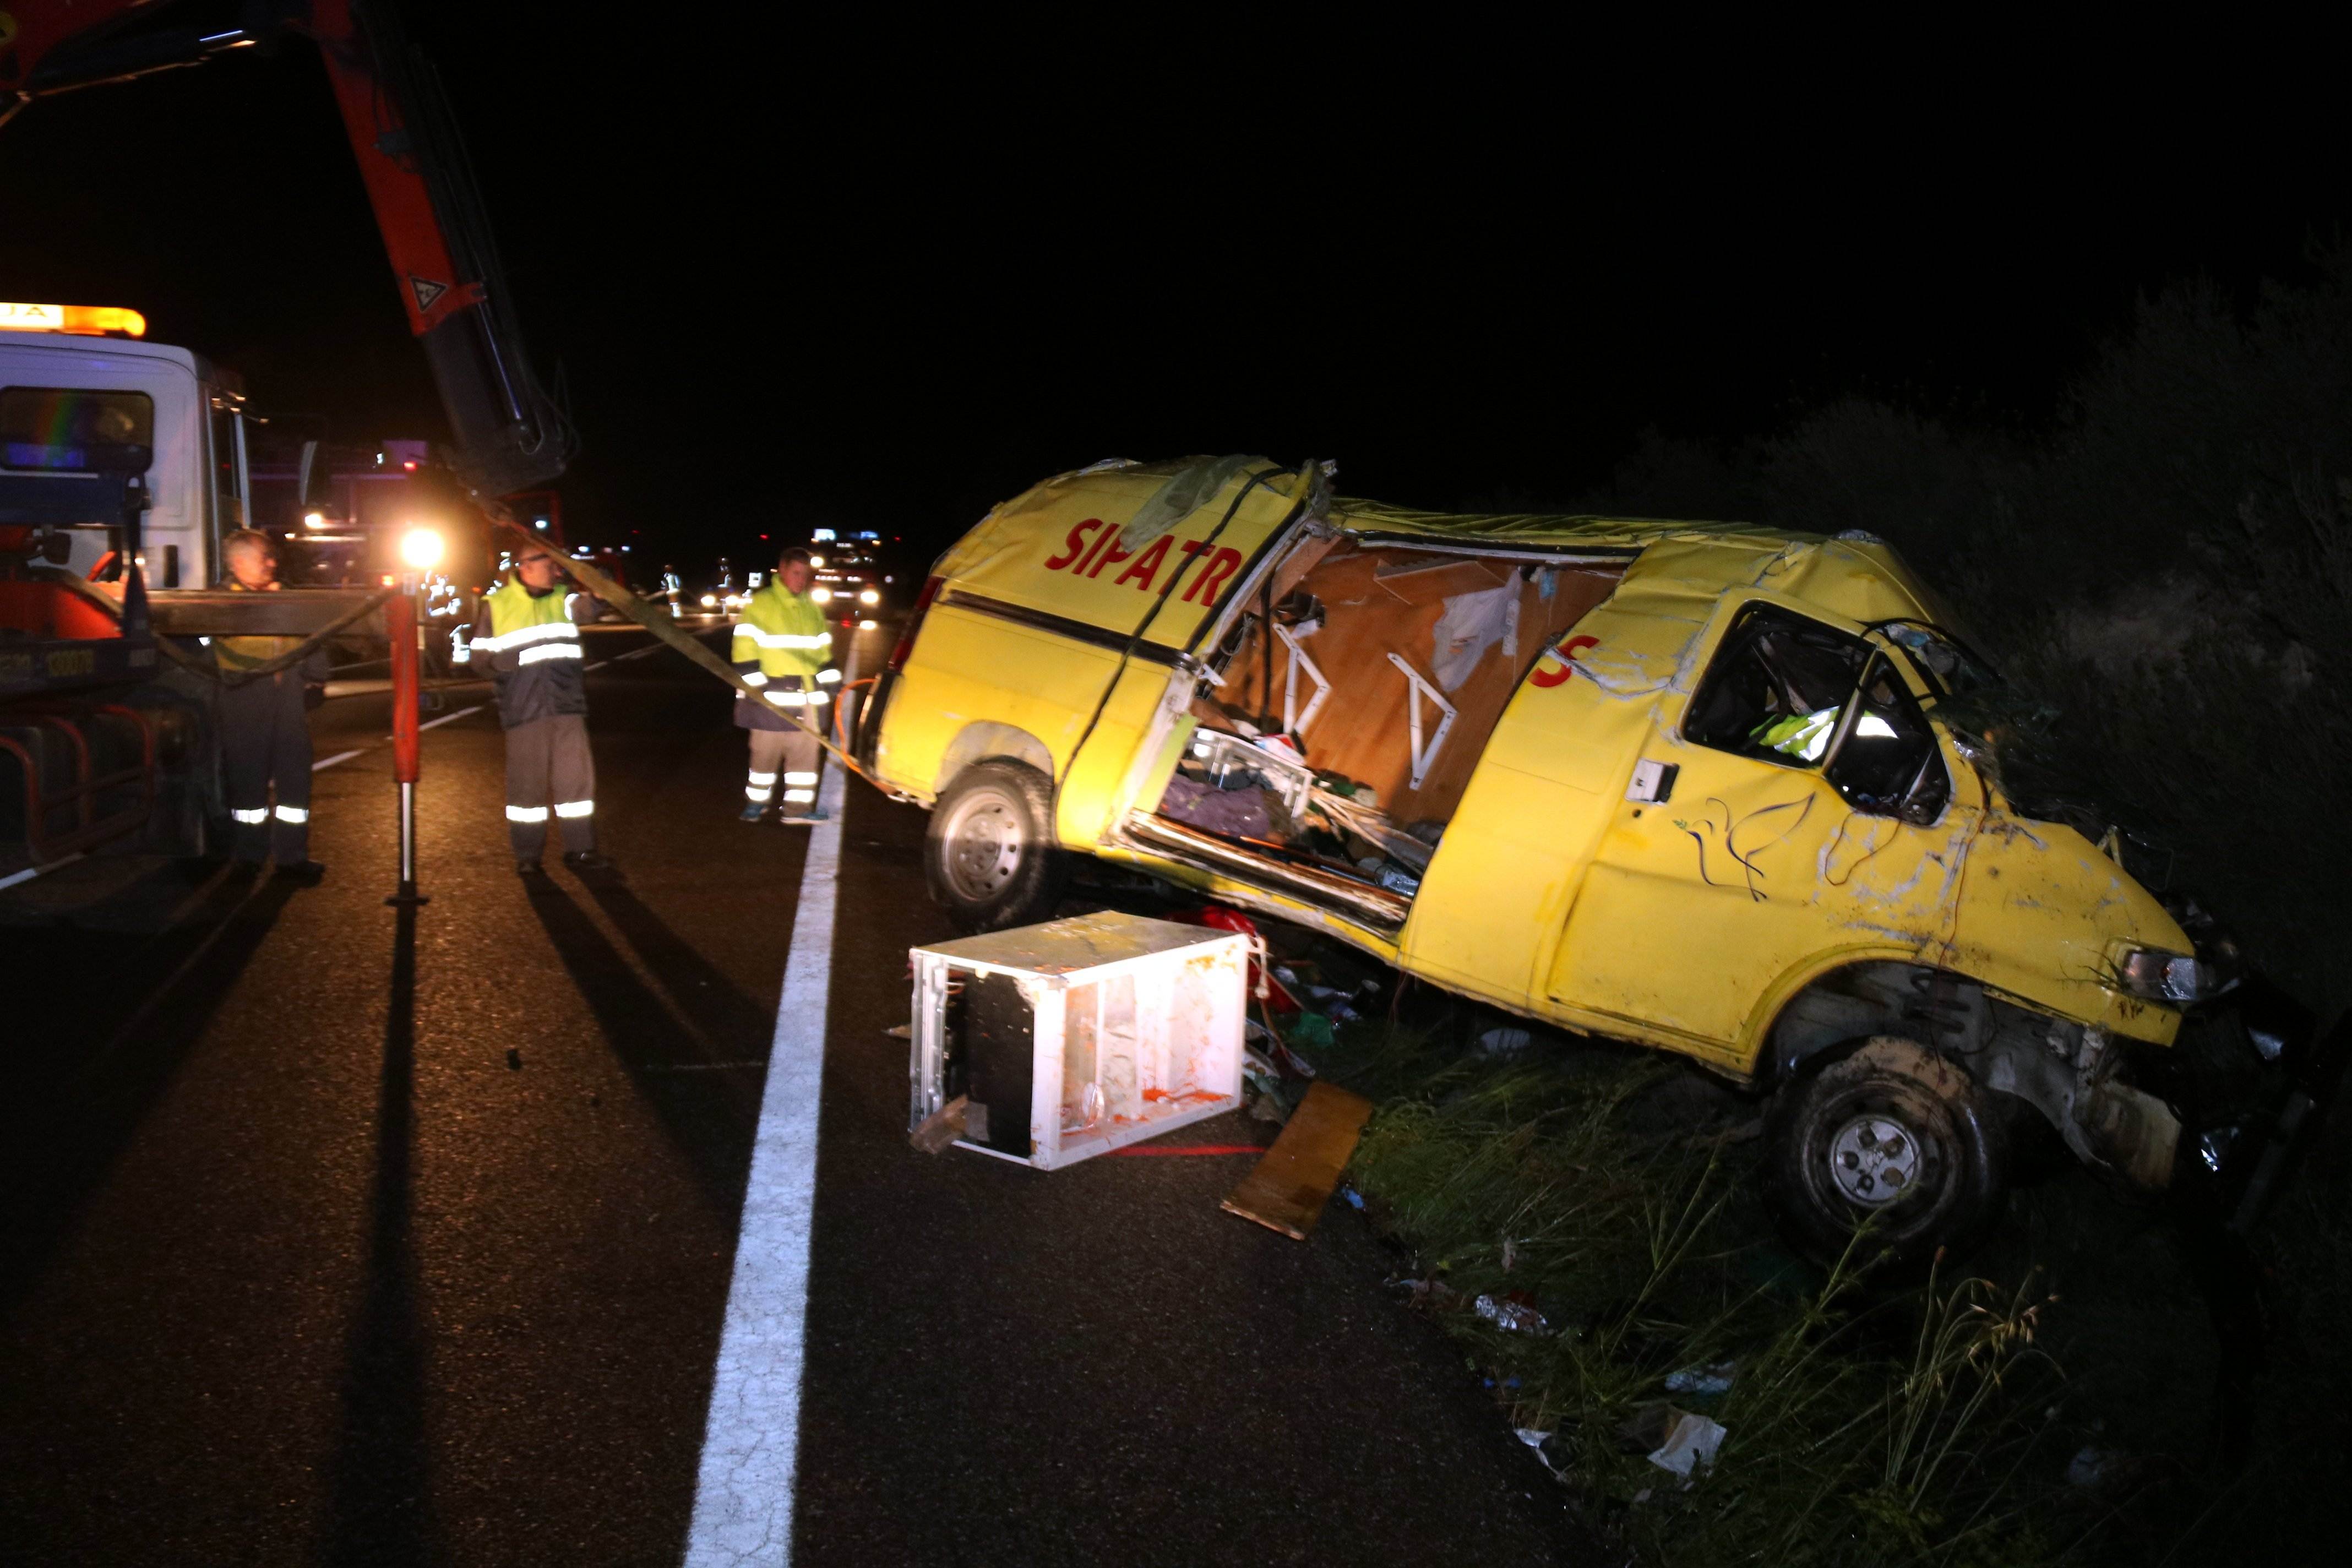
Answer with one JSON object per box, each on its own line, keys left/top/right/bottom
{"left": 1, "top": 0, "right": 571, "bottom": 885}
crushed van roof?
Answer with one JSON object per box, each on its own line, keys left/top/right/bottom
{"left": 1330, "top": 496, "right": 1800, "bottom": 556}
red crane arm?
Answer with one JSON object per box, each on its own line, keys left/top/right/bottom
{"left": 2, "top": 0, "right": 573, "bottom": 496}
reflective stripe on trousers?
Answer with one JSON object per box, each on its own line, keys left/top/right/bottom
{"left": 505, "top": 714, "right": 596, "bottom": 856}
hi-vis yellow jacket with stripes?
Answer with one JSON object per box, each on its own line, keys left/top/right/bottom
{"left": 731, "top": 581, "right": 836, "bottom": 732}
{"left": 213, "top": 579, "right": 310, "bottom": 676}
{"left": 465, "top": 576, "right": 589, "bottom": 728}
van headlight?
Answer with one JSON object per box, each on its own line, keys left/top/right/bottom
{"left": 859, "top": 587, "right": 880, "bottom": 606}
{"left": 2114, "top": 946, "right": 2228, "bottom": 1003}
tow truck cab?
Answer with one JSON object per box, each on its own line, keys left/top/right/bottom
{"left": 1, "top": 323, "right": 253, "bottom": 589}
{"left": 862, "top": 455, "right": 2286, "bottom": 1265}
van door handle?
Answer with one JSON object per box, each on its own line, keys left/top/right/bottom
{"left": 1626, "top": 759, "right": 1678, "bottom": 805}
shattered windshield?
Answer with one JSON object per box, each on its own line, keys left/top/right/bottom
{"left": 1878, "top": 619, "right": 2141, "bottom": 848}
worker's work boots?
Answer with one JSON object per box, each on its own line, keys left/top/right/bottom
{"left": 563, "top": 850, "right": 616, "bottom": 875}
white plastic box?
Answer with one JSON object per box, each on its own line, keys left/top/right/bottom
{"left": 908, "top": 911, "right": 1249, "bottom": 1169}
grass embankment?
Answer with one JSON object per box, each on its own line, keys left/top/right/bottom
{"left": 1314, "top": 1025, "right": 2114, "bottom": 1567}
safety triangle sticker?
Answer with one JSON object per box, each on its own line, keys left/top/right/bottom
{"left": 410, "top": 276, "right": 447, "bottom": 313}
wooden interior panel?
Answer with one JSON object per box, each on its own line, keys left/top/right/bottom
{"left": 1201, "top": 545, "right": 1623, "bottom": 825}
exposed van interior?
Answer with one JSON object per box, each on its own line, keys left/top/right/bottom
{"left": 1130, "top": 536, "right": 1626, "bottom": 928}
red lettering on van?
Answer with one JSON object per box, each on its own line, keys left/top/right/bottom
{"left": 1114, "top": 535, "right": 1172, "bottom": 590}
{"left": 1529, "top": 633, "right": 1599, "bottom": 688}
{"left": 1087, "top": 536, "right": 1133, "bottom": 578}
{"left": 1184, "top": 547, "right": 1245, "bottom": 605}
{"left": 1074, "top": 522, "right": 1119, "bottom": 576}
{"left": 1044, "top": 518, "right": 1102, "bottom": 571}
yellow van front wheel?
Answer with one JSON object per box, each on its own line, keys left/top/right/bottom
{"left": 1763, "top": 1036, "right": 2008, "bottom": 1273}
{"left": 926, "top": 760, "right": 1069, "bottom": 934}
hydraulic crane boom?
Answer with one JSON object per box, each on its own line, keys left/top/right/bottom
{"left": 0, "top": 0, "right": 574, "bottom": 498}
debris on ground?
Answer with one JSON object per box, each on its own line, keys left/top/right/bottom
{"left": 1392, "top": 1277, "right": 1459, "bottom": 1310}
{"left": 1473, "top": 1292, "right": 1548, "bottom": 1333}
{"left": 505, "top": 1048, "right": 523, "bottom": 1070}
{"left": 1475, "top": 1025, "right": 1534, "bottom": 1059}
{"left": 908, "top": 1095, "right": 968, "bottom": 1156}
{"left": 1287, "top": 1011, "right": 1336, "bottom": 1049}
{"left": 1514, "top": 1427, "right": 1571, "bottom": 1480}
{"left": 1620, "top": 1403, "right": 1727, "bottom": 1479}
{"left": 1222, "top": 1080, "right": 1375, "bottom": 1240}
{"left": 1663, "top": 1361, "right": 1736, "bottom": 1397}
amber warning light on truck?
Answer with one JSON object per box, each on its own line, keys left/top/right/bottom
{"left": 0, "top": 302, "right": 149, "bottom": 337}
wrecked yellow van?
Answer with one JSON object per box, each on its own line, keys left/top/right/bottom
{"left": 860, "top": 455, "right": 2237, "bottom": 1261}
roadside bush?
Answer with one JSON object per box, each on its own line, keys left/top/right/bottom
{"left": 1578, "top": 245, "right": 2352, "bottom": 1013}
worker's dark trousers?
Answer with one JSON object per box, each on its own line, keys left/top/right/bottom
{"left": 219, "top": 671, "right": 312, "bottom": 863}
{"left": 505, "top": 713, "right": 596, "bottom": 858}
{"left": 746, "top": 726, "right": 823, "bottom": 817}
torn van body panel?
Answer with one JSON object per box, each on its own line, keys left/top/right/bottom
{"left": 873, "top": 455, "right": 2280, "bottom": 1253}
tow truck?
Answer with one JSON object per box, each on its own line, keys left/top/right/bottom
{"left": 1, "top": 0, "right": 571, "bottom": 888}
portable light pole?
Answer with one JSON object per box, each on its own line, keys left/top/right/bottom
{"left": 387, "top": 526, "right": 444, "bottom": 906}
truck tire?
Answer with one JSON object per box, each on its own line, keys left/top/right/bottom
{"left": 1763, "top": 1036, "right": 2007, "bottom": 1272}
{"left": 925, "top": 759, "right": 1068, "bottom": 934}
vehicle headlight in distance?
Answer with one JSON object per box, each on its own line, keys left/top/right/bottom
{"left": 810, "top": 586, "right": 832, "bottom": 604}
{"left": 701, "top": 593, "right": 717, "bottom": 608}
{"left": 2115, "top": 946, "right": 2224, "bottom": 1003}
{"left": 859, "top": 587, "right": 880, "bottom": 605}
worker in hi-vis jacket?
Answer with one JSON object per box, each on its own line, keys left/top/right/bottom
{"left": 214, "top": 529, "right": 330, "bottom": 883}
{"left": 458, "top": 543, "right": 616, "bottom": 875}
{"left": 732, "top": 546, "right": 837, "bottom": 824}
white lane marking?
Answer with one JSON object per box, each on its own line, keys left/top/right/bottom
{"left": 304, "top": 630, "right": 658, "bottom": 773}
{"left": 684, "top": 763, "right": 845, "bottom": 1567}
{"left": 0, "top": 851, "right": 86, "bottom": 892}
{"left": 420, "top": 703, "right": 485, "bottom": 732}
{"left": 310, "top": 703, "right": 486, "bottom": 772}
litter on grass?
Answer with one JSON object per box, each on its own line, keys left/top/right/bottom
{"left": 1663, "top": 1360, "right": 1737, "bottom": 1397}
{"left": 1473, "top": 1292, "right": 1548, "bottom": 1333}
{"left": 1618, "top": 1403, "right": 1728, "bottom": 1479}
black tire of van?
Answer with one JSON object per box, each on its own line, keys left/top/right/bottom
{"left": 1763, "top": 1035, "right": 2007, "bottom": 1273}
{"left": 925, "top": 760, "right": 1069, "bottom": 934}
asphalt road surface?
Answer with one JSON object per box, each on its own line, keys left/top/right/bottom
{"left": 0, "top": 624, "right": 1592, "bottom": 1566}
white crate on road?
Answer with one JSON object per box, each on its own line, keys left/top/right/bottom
{"left": 908, "top": 911, "right": 1249, "bottom": 1169}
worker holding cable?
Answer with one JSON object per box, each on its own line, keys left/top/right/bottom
{"left": 732, "top": 545, "right": 836, "bottom": 824}
{"left": 214, "top": 529, "right": 330, "bottom": 883}
{"left": 459, "top": 542, "right": 614, "bottom": 875}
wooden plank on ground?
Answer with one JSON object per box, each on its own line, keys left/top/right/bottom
{"left": 1221, "top": 1081, "right": 1375, "bottom": 1241}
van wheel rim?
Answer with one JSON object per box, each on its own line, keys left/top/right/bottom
{"left": 1827, "top": 1113, "right": 1921, "bottom": 1207}
{"left": 941, "top": 790, "right": 1024, "bottom": 901}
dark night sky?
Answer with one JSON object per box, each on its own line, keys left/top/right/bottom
{"left": 3, "top": 6, "right": 2344, "bottom": 572}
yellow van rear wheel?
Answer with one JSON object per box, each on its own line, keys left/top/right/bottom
{"left": 926, "top": 760, "right": 1068, "bottom": 934}
{"left": 1763, "top": 1036, "right": 2008, "bottom": 1273}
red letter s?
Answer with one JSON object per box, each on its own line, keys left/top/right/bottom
{"left": 1044, "top": 518, "right": 1102, "bottom": 571}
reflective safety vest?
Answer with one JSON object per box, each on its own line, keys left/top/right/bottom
{"left": 731, "top": 580, "right": 835, "bottom": 730}
{"left": 213, "top": 578, "right": 303, "bottom": 674}
{"left": 468, "top": 576, "right": 588, "bottom": 728}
